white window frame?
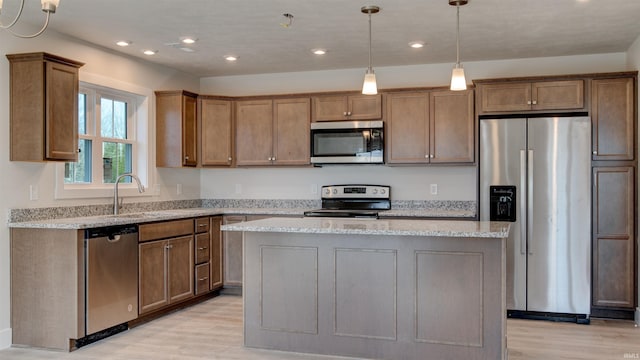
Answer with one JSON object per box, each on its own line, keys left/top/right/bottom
{"left": 55, "top": 74, "right": 154, "bottom": 200}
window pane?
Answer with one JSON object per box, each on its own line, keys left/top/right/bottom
{"left": 100, "top": 98, "right": 128, "bottom": 139}
{"left": 102, "top": 142, "right": 132, "bottom": 183}
{"left": 64, "top": 139, "right": 92, "bottom": 183}
{"left": 78, "top": 93, "right": 87, "bottom": 135}
{"left": 101, "top": 98, "right": 114, "bottom": 138}
{"left": 113, "top": 100, "right": 127, "bottom": 139}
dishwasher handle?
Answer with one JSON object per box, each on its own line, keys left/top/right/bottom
{"left": 86, "top": 225, "right": 138, "bottom": 239}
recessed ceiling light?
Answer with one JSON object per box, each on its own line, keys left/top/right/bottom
{"left": 224, "top": 55, "right": 238, "bottom": 61}
{"left": 116, "top": 40, "right": 132, "bottom": 47}
{"left": 143, "top": 50, "right": 157, "bottom": 56}
{"left": 409, "top": 41, "right": 425, "bottom": 49}
{"left": 180, "top": 37, "right": 197, "bottom": 44}
{"left": 312, "top": 49, "right": 327, "bottom": 55}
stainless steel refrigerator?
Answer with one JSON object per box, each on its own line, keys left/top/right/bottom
{"left": 480, "top": 116, "right": 591, "bottom": 320}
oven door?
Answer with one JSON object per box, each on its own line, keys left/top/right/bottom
{"left": 310, "top": 121, "right": 383, "bottom": 164}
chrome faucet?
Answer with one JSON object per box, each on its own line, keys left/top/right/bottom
{"left": 113, "top": 173, "right": 145, "bottom": 215}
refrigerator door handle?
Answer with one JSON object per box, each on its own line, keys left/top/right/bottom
{"left": 527, "top": 149, "right": 534, "bottom": 255}
{"left": 520, "top": 150, "right": 527, "bottom": 255}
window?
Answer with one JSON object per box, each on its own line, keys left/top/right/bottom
{"left": 65, "top": 86, "right": 136, "bottom": 185}
{"left": 56, "top": 79, "right": 152, "bottom": 199}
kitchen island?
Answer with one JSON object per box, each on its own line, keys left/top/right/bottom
{"left": 222, "top": 217, "right": 510, "bottom": 360}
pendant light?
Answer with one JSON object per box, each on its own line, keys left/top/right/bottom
{"left": 361, "top": 5, "right": 380, "bottom": 95}
{"left": 449, "top": 0, "right": 468, "bottom": 91}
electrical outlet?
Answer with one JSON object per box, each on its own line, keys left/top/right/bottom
{"left": 311, "top": 184, "right": 318, "bottom": 194}
{"left": 430, "top": 184, "right": 438, "bottom": 195}
{"left": 235, "top": 184, "right": 242, "bottom": 194}
{"left": 29, "top": 185, "right": 39, "bottom": 201}
{"left": 176, "top": 183, "right": 183, "bottom": 195}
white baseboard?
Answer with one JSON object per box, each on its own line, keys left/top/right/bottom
{"left": 0, "top": 327, "right": 11, "bottom": 350}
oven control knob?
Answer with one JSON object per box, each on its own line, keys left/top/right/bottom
{"left": 324, "top": 188, "right": 330, "bottom": 195}
{"left": 332, "top": 189, "right": 338, "bottom": 194}
{"left": 380, "top": 189, "right": 386, "bottom": 194}
{"left": 372, "top": 189, "right": 378, "bottom": 194}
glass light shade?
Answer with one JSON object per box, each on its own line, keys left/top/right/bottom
{"left": 450, "top": 66, "right": 467, "bottom": 91}
{"left": 362, "top": 71, "right": 378, "bottom": 95}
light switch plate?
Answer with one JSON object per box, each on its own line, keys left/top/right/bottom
{"left": 29, "top": 185, "right": 39, "bottom": 201}
{"left": 430, "top": 184, "right": 438, "bottom": 195}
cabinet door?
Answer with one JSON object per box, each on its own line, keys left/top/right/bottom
{"left": 182, "top": 94, "right": 198, "bottom": 166}
{"left": 210, "top": 217, "right": 223, "bottom": 290}
{"left": 312, "top": 96, "right": 348, "bottom": 121}
{"left": 532, "top": 80, "right": 584, "bottom": 111}
{"left": 386, "top": 92, "right": 429, "bottom": 164}
{"left": 168, "top": 235, "right": 194, "bottom": 303}
{"left": 348, "top": 94, "right": 382, "bottom": 120}
{"left": 478, "top": 83, "right": 532, "bottom": 113}
{"left": 223, "top": 216, "right": 246, "bottom": 287}
{"left": 45, "top": 61, "right": 79, "bottom": 161}
{"left": 236, "top": 100, "right": 273, "bottom": 165}
{"left": 273, "top": 98, "right": 310, "bottom": 165}
{"left": 592, "top": 166, "right": 635, "bottom": 309}
{"left": 200, "top": 98, "right": 234, "bottom": 166}
{"left": 429, "top": 89, "right": 474, "bottom": 163}
{"left": 139, "top": 240, "right": 168, "bottom": 314}
{"left": 592, "top": 77, "right": 635, "bottom": 161}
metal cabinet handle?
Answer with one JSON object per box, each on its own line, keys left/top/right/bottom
{"left": 592, "top": 150, "right": 598, "bottom": 155}
{"left": 198, "top": 223, "right": 206, "bottom": 227}
{"left": 430, "top": 154, "right": 434, "bottom": 158}
{"left": 532, "top": 100, "right": 537, "bottom": 105}
{"left": 272, "top": 156, "right": 276, "bottom": 161}
{"left": 425, "top": 154, "right": 429, "bottom": 159}
{"left": 343, "top": 111, "right": 348, "bottom": 116}
{"left": 198, "top": 247, "right": 208, "bottom": 251}
{"left": 165, "top": 244, "right": 173, "bottom": 250}
{"left": 527, "top": 150, "right": 534, "bottom": 255}
{"left": 185, "top": 156, "right": 190, "bottom": 160}
{"left": 520, "top": 150, "right": 527, "bottom": 255}
{"left": 198, "top": 277, "right": 209, "bottom": 281}
{"left": 527, "top": 100, "right": 532, "bottom": 105}
{"left": 228, "top": 157, "right": 232, "bottom": 161}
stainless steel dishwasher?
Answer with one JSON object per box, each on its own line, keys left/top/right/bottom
{"left": 85, "top": 225, "right": 139, "bottom": 336}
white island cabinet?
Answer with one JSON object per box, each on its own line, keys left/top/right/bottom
{"left": 222, "top": 217, "right": 510, "bottom": 360}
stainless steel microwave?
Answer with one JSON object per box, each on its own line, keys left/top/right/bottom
{"left": 310, "top": 120, "right": 384, "bottom": 165}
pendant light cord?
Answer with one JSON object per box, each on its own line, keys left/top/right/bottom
{"left": 456, "top": 4, "right": 460, "bottom": 66}
{"left": 368, "top": 11, "right": 373, "bottom": 72}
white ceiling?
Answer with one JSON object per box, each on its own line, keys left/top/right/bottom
{"left": 5, "top": 0, "right": 640, "bottom": 77}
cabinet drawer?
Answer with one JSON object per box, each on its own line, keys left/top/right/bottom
{"left": 195, "top": 263, "right": 210, "bottom": 295}
{"left": 195, "top": 217, "right": 210, "bottom": 233}
{"left": 139, "top": 219, "right": 193, "bottom": 242}
{"left": 195, "top": 233, "right": 211, "bottom": 264}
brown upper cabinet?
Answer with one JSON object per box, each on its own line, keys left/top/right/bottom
{"left": 476, "top": 80, "right": 584, "bottom": 113}
{"left": 156, "top": 90, "right": 198, "bottom": 167}
{"left": 386, "top": 89, "right": 474, "bottom": 164}
{"left": 235, "top": 98, "right": 310, "bottom": 166}
{"left": 7, "top": 52, "right": 84, "bottom": 162}
{"left": 312, "top": 94, "right": 382, "bottom": 121}
{"left": 591, "top": 77, "right": 636, "bottom": 161}
{"left": 199, "top": 97, "right": 234, "bottom": 167}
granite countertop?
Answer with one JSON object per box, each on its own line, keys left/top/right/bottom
{"left": 221, "top": 217, "right": 510, "bottom": 238}
{"left": 7, "top": 206, "right": 477, "bottom": 230}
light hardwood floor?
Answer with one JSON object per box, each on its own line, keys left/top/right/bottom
{"left": 0, "top": 295, "right": 638, "bottom": 360}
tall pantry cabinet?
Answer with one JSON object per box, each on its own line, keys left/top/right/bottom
{"left": 590, "top": 75, "right": 637, "bottom": 318}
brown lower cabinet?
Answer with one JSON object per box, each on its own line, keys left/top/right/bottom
{"left": 592, "top": 166, "right": 637, "bottom": 316}
{"left": 210, "top": 216, "right": 223, "bottom": 290}
{"left": 139, "top": 219, "right": 194, "bottom": 315}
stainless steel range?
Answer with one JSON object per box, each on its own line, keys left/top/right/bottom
{"left": 304, "top": 184, "right": 390, "bottom": 218}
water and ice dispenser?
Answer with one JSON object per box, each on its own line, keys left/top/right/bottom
{"left": 489, "top": 186, "right": 516, "bottom": 222}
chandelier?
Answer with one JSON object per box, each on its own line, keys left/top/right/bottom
{"left": 0, "top": 0, "right": 60, "bottom": 38}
